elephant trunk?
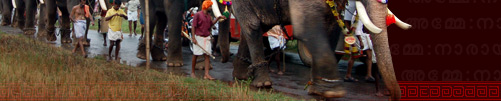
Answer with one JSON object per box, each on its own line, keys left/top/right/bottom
{"left": 218, "top": 4, "right": 231, "bottom": 63}
{"left": 366, "top": 0, "right": 401, "bottom": 100}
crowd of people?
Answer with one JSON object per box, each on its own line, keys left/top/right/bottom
{"left": 63, "top": 0, "right": 376, "bottom": 81}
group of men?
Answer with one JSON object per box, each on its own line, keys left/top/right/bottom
{"left": 71, "top": 0, "right": 135, "bottom": 61}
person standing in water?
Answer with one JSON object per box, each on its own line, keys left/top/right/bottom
{"left": 105, "top": 0, "right": 127, "bottom": 61}
{"left": 70, "top": 0, "right": 94, "bottom": 56}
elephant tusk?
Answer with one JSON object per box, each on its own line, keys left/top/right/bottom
{"left": 39, "top": 0, "right": 45, "bottom": 4}
{"left": 355, "top": 1, "right": 382, "bottom": 34}
{"left": 387, "top": 8, "right": 412, "bottom": 30}
{"left": 99, "top": 0, "right": 107, "bottom": 10}
{"left": 12, "top": 0, "right": 17, "bottom": 8}
{"left": 210, "top": 0, "right": 224, "bottom": 21}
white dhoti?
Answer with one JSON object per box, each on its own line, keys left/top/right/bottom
{"left": 268, "top": 36, "right": 286, "bottom": 50}
{"left": 127, "top": 10, "right": 138, "bottom": 21}
{"left": 73, "top": 20, "right": 87, "bottom": 38}
{"left": 108, "top": 28, "right": 122, "bottom": 41}
{"left": 192, "top": 35, "right": 212, "bottom": 56}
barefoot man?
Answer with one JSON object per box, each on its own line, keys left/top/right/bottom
{"left": 70, "top": 0, "right": 94, "bottom": 56}
{"left": 105, "top": 0, "right": 127, "bottom": 60}
{"left": 125, "top": 0, "right": 139, "bottom": 37}
{"left": 190, "top": 0, "right": 226, "bottom": 80}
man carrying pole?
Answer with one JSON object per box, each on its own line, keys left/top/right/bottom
{"left": 190, "top": 0, "right": 226, "bottom": 80}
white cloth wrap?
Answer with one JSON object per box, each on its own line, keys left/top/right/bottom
{"left": 73, "top": 20, "right": 87, "bottom": 38}
{"left": 127, "top": 10, "right": 138, "bottom": 21}
{"left": 107, "top": 28, "right": 122, "bottom": 41}
{"left": 192, "top": 35, "right": 212, "bottom": 55}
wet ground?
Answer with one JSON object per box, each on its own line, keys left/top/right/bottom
{"left": 0, "top": 25, "right": 388, "bottom": 100}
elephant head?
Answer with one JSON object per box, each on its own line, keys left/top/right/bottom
{"left": 355, "top": 0, "right": 412, "bottom": 100}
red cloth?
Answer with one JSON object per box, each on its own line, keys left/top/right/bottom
{"left": 192, "top": 11, "right": 213, "bottom": 37}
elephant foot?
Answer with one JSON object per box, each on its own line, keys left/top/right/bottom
{"left": 60, "top": 29, "right": 72, "bottom": 43}
{"left": 167, "top": 62, "right": 184, "bottom": 67}
{"left": 1, "top": 22, "right": 10, "bottom": 26}
{"left": 61, "top": 36, "right": 72, "bottom": 43}
{"left": 151, "top": 46, "right": 167, "bottom": 61}
{"left": 23, "top": 28, "right": 36, "bottom": 35}
{"left": 46, "top": 30, "right": 57, "bottom": 42}
{"left": 249, "top": 62, "right": 272, "bottom": 88}
{"left": 37, "top": 30, "right": 47, "bottom": 37}
{"left": 136, "top": 52, "right": 146, "bottom": 59}
{"left": 136, "top": 41, "right": 148, "bottom": 59}
{"left": 11, "top": 23, "right": 17, "bottom": 28}
{"left": 166, "top": 56, "right": 184, "bottom": 67}
{"left": 307, "top": 78, "right": 346, "bottom": 98}
{"left": 232, "top": 56, "right": 251, "bottom": 80}
{"left": 166, "top": 54, "right": 183, "bottom": 67}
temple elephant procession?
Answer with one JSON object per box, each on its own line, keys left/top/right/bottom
{"left": 0, "top": 0, "right": 411, "bottom": 100}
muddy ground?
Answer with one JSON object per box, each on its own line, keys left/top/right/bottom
{"left": 0, "top": 25, "right": 388, "bottom": 100}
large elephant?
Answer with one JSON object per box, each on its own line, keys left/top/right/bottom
{"left": 231, "top": 0, "right": 411, "bottom": 99}
{"left": 136, "top": 0, "right": 231, "bottom": 66}
{"left": 41, "top": 0, "right": 95, "bottom": 44}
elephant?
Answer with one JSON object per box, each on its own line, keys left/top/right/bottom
{"left": 231, "top": 0, "right": 411, "bottom": 99}
{"left": 8, "top": 0, "right": 39, "bottom": 35}
{"left": 41, "top": 0, "right": 95, "bottom": 44}
{"left": 135, "top": 0, "right": 231, "bottom": 66}
{"left": 0, "top": 0, "right": 13, "bottom": 26}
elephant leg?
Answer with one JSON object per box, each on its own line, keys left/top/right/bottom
{"left": 152, "top": 13, "right": 167, "bottom": 61}
{"left": 15, "top": 0, "right": 25, "bottom": 30}
{"left": 367, "top": 0, "right": 401, "bottom": 100}
{"left": 59, "top": 4, "right": 72, "bottom": 43}
{"left": 45, "top": 0, "right": 57, "bottom": 41}
{"left": 243, "top": 28, "right": 272, "bottom": 88}
{"left": 289, "top": 0, "right": 345, "bottom": 98}
{"left": 232, "top": 34, "right": 251, "bottom": 80}
{"left": 23, "top": 0, "right": 36, "bottom": 35}
{"left": 1, "top": 0, "right": 13, "bottom": 26}
{"left": 165, "top": 5, "right": 184, "bottom": 66}
{"left": 232, "top": 0, "right": 271, "bottom": 88}
{"left": 137, "top": 10, "right": 157, "bottom": 60}
{"left": 37, "top": 3, "right": 46, "bottom": 38}
{"left": 218, "top": 4, "right": 230, "bottom": 63}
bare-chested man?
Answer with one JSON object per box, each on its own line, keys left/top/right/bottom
{"left": 70, "top": 0, "right": 94, "bottom": 56}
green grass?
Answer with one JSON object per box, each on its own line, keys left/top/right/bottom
{"left": 0, "top": 33, "right": 295, "bottom": 100}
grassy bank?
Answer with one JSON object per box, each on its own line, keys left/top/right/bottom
{"left": 0, "top": 33, "right": 294, "bottom": 100}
